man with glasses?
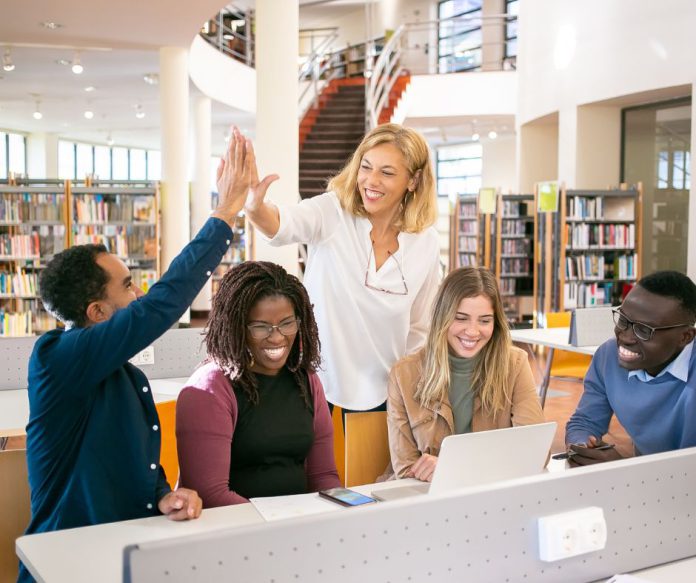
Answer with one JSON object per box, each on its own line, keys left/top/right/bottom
{"left": 565, "top": 270, "right": 696, "bottom": 466}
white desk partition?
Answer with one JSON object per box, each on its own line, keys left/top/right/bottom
{"left": 119, "top": 448, "right": 696, "bottom": 583}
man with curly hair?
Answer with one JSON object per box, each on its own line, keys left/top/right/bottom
{"left": 18, "top": 129, "right": 256, "bottom": 582}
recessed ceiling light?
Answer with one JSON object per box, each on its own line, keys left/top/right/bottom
{"left": 40, "top": 21, "right": 63, "bottom": 29}
{"left": 84, "top": 110, "right": 94, "bottom": 119}
{"left": 84, "top": 86, "right": 96, "bottom": 92}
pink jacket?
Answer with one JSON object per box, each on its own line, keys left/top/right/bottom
{"left": 176, "top": 362, "right": 340, "bottom": 507}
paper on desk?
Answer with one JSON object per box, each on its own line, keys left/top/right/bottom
{"left": 250, "top": 493, "right": 343, "bottom": 522}
{"left": 605, "top": 575, "right": 652, "bottom": 582}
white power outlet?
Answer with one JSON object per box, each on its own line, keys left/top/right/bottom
{"left": 538, "top": 506, "right": 607, "bottom": 562}
{"left": 129, "top": 345, "right": 155, "bottom": 366}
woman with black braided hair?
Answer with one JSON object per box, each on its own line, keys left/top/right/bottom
{"left": 175, "top": 261, "right": 339, "bottom": 507}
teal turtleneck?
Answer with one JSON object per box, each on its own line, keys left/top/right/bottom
{"left": 448, "top": 352, "right": 480, "bottom": 435}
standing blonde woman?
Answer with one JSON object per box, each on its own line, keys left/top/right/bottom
{"left": 244, "top": 124, "right": 441, "bottom": 413}
{"left": 386, "top": 267, "right": 545, "bottom": 481}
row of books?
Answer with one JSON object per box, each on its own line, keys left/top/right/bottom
{"left": 459, "top": 203, "right": 477, "bottom": 218}
{"left": 566, "top": 196, "right": 604, "bottom": 220}
{"left": 501, "top": 201, "right": 531, "bottom": 218}
{"left": 500, "top": 278, "right": 518, "bottom": 295}
{"left": 565, "top": 253, "right": 637, "bottom": 281}
{"left": 563, "top": 281, "right": 619, "bottom": 309}
{"left": 0, "top": 194, "right": 66, "bottom": 223}
{"left": 457, "top": 236, "right": 477, "bottom": 252}
{"left": 458, "top": 253, "right": 478, "bottom": 267}
{"left": 72, "top": 225, "right": 157, "bottom": 259}
{"left": 500, "top": 219, "right": 529, "bottom": 236}
{"left": 0, "top": 233, "right": 41, "bottom": 258}
{"left": 501, "top": 258, "right": 530, "bottom": 276}
{"left": 566, "top": 223, "right": 635, "bottom": 249}
{"left": 460, "top": 222, "right": 478, "bottom": 234}
{"left": 501, "top": 239, "right": 531, "bottom": 255}
{"left": 131, "top": 269, "right": 158, "bottom": 293}
{"left": 73, "top": 194, "right": 155, "bottom": 224}
{"left": 0, "top": 310, "right": 33, "bottom": 336}
{"left": 0, "top": 270, "right": 38, "bottom": 296}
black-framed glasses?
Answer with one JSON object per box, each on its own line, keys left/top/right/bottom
{"left": 611, "top": 308, "right": 693, "bottom": 342}
{"left": 247, "top": 318, "right": 301, "bottom": 340}
{"left": 364, "top": 247, "right": 408, "bottom": 296}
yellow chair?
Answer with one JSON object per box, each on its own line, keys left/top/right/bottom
{"left": 155, "top": 400, "right": 179, "bottom": 489}
{"left": 547, "top": 311, "right": 592, "bottom": 379}
{"left": 0, "top": 449, "right": 31, "bottom": 583}
{"left": 344, "top": 411, "right": 391, "bottom": 488}
{"left": 331, "top": 406, "right": 346, "bottom": 485}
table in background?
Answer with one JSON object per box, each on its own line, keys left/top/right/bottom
{"left": 510, "top": 327, "right": 598, "bottom": 407}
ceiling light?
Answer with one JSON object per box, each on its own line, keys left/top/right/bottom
{"left": 71, "top": 52, "right": 83, "bottom": 74}
{"left": 471, "top": 132, "right": 480, "bottom": 142}
{"left": 40, "top": 21, "right": 63, "bottom": 29}
{"left": 135, "top": 105, "right": 145, "bottom": 119}
{"left": 143, "top": 73, "right": 159, "bottom": 85}
{"left": 488, "top": 130, "right": 498, "bottom": 139}
{"left": 3, "top": 48, "right": 15, "bottom": 72}
{"left": 84, "top": 86, "right": 96, "bottom": 92}
{"left": 84, "top": 109, "right": 94, "bottom": 119}
{"left": 33, "top": 99, "right": 43, "bottom": 120}
{"left": 106, "top": 134, "right": 115, "bottom": 146}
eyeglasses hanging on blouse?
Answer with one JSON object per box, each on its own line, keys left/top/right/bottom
{"left": 364, "top": 245, "right": 408, "bottom": 296}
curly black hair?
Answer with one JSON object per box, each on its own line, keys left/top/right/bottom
{"left": 205, "top": 261, "right": 322, "bottom": 406}
{"left": 638, "top": 270, "right": 696, "bottom": 321}
{"left": 38, "top": 244, "right": 109, "bottom": 327}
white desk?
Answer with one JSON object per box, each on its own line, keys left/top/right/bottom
{"left": 15, "top": 479, "right": 422, "bottom": 583}
{"left": 0, "top": 377, "right": 189, "bottom": 437}
{"left": 510, "top": 327, "right": 599, "bottom": 407}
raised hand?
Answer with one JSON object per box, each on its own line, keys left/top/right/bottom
{"left": 244, "top": 139, "right": 279, "bottom": 212}
{"left": 212, "top": 126, "right": 252, "bottom": 225}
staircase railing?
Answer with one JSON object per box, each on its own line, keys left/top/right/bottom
{"left": 298, "top": 30, "right": 340, "bottom": 119}
{"left": 366, "top": 26, "right": 406, "bottom": 130}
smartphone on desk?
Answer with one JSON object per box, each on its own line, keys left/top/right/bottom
{"left": 319, "top": 487, "right": 377, "bottom": 507}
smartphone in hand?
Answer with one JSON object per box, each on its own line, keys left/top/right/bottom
{"left": 319, "top": 487, "right": 377, "bottom": 507}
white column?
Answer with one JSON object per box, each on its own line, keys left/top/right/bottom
{"left": 26, "top": 133, "right": 59, "bottom": 178}
{"left": 689, "top": 82, "right": 696, "bottom": 280}
{"left": 191, "top": 95, "right": 213, "bottom": 312}
{"left": 254, "top": 0, "right": 299, "bottom": 274}
{"left": 159, "top": 46, "right": 190, "bottom": 322}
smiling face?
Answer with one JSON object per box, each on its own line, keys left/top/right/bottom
{"left": 615, "top": 285, "right": 696, "bottom": 377}
{"left": 357, "top": 143, "right": 416, "bottom": 223}
{"left": 446, "top": 294, "right": 496, "bottom": 358}
{"left": 246, "top": 294, "right": 298, "bottom": 376}
{"left": 87, "top": 253, "right": 143, "bottom": 324}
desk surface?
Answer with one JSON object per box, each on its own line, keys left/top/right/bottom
{"left": 0, "top": 377, "right": 189, "bottom": 435}
{"left": 511, "top": 327, "right": 599, "bottom": 355}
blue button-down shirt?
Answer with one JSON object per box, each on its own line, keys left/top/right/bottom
{"left": 19, "top": 218, "right": 232, "bottom": 582}
{"left": 628, "top": 340, "right": 693, "bottom": 383}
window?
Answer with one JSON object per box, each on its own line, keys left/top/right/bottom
{"left": 76, "top": 143, "right": 94, "bottom": 179}
{"left": 58, "top": 141, "right": 76, "bottom": 179}
{"left": 58, "top": 140, "right": 162, "bottom": 181}
{"left": 112, "top": 147, "right": 129, "bottom": 180}
{"left": 147, "top": 151, "right": 161, "bottom": 181}
{"left": 436, "top": 143, "right": 482, "bottom": 198}
{"left": 130, "top": 149, "right": 147, "bottom": 180}
{"left": 438, "top": 0, "right": 483, "bottom": 73}
{"left": 0, "top": 133, "right": 7, "bottom": 179}
{"left": 8, "top": 133, "right": 26, "bottom": 176}
{"left": 94, "top": 146, "right": 111, "bottom": 180}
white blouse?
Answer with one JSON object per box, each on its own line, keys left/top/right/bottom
{"left": 269, "top": 192, "right": 441, "bottom": 410}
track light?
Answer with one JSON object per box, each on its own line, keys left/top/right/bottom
{"left": 488, "top": 130, "right": 498, "bottom": 140}
{"left": 106, "top": 134, "right": 115, "bottom": 146}
{"left": 71, "top": 52, "right": 83, "bottom": 74}
{"left": 3, "top": 48, "right": 15, "bottom": 72}
{"left": 135, "top": 104, "right": 145, "bottom": 119}
{"left": 33, "top": 100, "right": 43, "bottom": 120}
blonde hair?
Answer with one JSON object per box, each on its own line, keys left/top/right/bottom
{"left": 327, "top": 123, "right": 437, "bottom": 233}
{"left": 415, "top": 267, "right": 513, "bottom": 417}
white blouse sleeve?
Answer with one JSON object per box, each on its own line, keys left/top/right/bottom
{"left": 267, "top": 192, "right": 342, "bottom": 246}
{"left": 406, "top": 234, "right": 442, "bottom": 354}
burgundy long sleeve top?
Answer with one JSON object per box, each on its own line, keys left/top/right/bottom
{"left": 176, "top": 362, "right": 340, "bottom": 508}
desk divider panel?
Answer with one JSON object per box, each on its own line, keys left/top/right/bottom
{"left": 0, "top": 327, "right": 206, "bottom": 391}
{"left": 124, "top": 448, "right": 696, "bottom": 583}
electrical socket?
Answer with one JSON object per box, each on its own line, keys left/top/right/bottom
{"left": 538, "top": 506, "right": 607, "bottom": 562}
{"left": 129, "top": 345, "right": 155, "bottom": 366}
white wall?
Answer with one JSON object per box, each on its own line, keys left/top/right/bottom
{"left": 482, "top": 135, "right": 516, "bottom": 193}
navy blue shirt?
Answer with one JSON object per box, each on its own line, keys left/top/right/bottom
{"left": 18, "top": 218, "right": 232, "bottom": 582}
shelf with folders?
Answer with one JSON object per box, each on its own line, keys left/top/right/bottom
{"left": 210, "top": 190, "right": 247, "bottom": 297}
{"left": 0, "top": 184, "right": 70, "bottom": 336}
{"left": 450, "top": 194, "right": 485, "bottom": 270}
{"left": 561, "top": 186, "right": 641, "bottom": 310}
{"left": 494, "top": 193, "right": 536, "bottom": 328}
{"left": 69, "top": 181, "right": 160, "bottom": 294}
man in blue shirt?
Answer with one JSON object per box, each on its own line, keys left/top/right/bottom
{"left": 18, "top": 130, "right": 266, "bottom": 582}
{"left": 565, "top": 270, "right": 696, "bottom": 465}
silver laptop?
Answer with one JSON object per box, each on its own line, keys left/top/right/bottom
{"left": 373, "top": 421, "right": 557, "bottom": 501}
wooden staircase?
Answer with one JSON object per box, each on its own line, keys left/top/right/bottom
{"left": 298, "top": 74, "right": 411, "bottom": 200}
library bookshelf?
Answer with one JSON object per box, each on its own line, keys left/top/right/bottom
{"left": 450, "top": 194, "right": 483, "bottom": 270}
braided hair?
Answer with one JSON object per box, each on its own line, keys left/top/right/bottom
{"left": 205, "top": 261, "right": 321, "bottom": 406}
